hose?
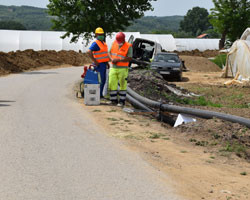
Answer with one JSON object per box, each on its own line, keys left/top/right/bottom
{"left": 127, "top": 87, "right": 250, "bottom": 128}
{"left": 126, "top": 94, "right": 176, "bottom": 126}
{"left": 126, "top": 94, "right": 153, "bottom": 112}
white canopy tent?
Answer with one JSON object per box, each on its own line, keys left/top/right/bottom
{"left": 175, "top": 38, "right": 220, "bottom": 52}
{"left": 223, "top": 28, "right": 250, "bottom": 81}
{"left": 140, "top": 34, "right": 177, "bottom": 51}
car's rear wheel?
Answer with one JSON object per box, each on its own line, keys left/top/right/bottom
{"left": 176, "top": 73, "right": 182, "bottom": 81}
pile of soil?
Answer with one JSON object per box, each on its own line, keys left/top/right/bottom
{"left": 176, "top": 118, "right": 250, "bottom": 160}
{"left": 173, "top": 49, "right": 222, "bottom": 58}
{"left": 128, "top": 70, "right": 193, "bottom": 103}
{"left": 180, "top": 55, "right": 222, "bottom": 72}
{"left": 0, "top": 49, "right": 91, "bottom": 75}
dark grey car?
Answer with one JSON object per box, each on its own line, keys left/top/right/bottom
{"left": 150, "top": 53, "right": 183, "bottom": 81}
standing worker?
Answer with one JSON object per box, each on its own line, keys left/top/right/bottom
{"left": 88, "top": 27, "right": 110, "bottom": 98}
{"left": 109, "top": 32, "right": 133, "bottom": 106}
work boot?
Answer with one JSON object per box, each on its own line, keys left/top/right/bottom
{"left": 107, "top": 100, "right": 118, "bottom": 105}
{"left": 117, "top": 101, "right": 125, "bottom": 107}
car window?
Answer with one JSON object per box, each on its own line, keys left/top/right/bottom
{"left": 154, "top": 54, "right": 180, "bottom": 63}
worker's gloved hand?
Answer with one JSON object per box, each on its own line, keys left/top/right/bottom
{"left": 93, "top": 60, "right": 99, "bottom": 66}
{"left": 112, "top": 58, "right": 120, "bottom": 64}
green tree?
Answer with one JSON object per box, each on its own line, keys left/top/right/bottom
{"left": 47, "top": 0, "right": 156, "bottom": 43}
{"left": 209, "top": 0, "right": 250, "bottom": 49}
{"left": 180, "top": 7, "right": 210, "bottom": 36}
{"left": 0, "top": 20, "right": 26, "bottom": 30}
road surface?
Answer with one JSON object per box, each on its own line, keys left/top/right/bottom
{"left": 0, "top": 67, "right": 182, "bottom": 200}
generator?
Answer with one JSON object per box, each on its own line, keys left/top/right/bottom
{"left": 78, "top": 65, "right": 101, "bottom": 106}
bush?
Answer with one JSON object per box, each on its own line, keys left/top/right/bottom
{"left": 210, "top": 54, "right": 227, "bottom": 69}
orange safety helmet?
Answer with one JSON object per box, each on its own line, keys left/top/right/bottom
{"left": 116, "top": 32, "right": 125, "bottom": 44}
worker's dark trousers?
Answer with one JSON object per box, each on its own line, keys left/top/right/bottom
{"left": 95, "top": 63, "right": 107, "bottom": 97}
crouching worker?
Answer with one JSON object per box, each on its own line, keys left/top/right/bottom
{"left": 88, "top": 27, "right": 110, "bottom": 98}
{"left": 109, "top": 32, "right": 132, "bottom": 107}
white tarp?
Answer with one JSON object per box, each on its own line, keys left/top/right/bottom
{"left": 140, "top": 34, "right": 176, "bottom": 51}
{"left": 240, "top": 28, "right": 250, "bottom": 41}
{"left": 19, "top": 31, "right": 41, "bottom": 51}
{"left": 0, "top": 30, "right": 221, "bottom": 53}
{"left": 175, "top": 38, "right": 220, "bottom": 52}
{"left": 224, "top": 28, "right": 250, "bottom": 80}
{"left": 0, "top": 30, "right": 20, "bottom": 52}
{"left": 0, "top": 30, "right": 141, "bottom": 53}
{"left": 105, "top": 32, "right": 141, "bottom": 49}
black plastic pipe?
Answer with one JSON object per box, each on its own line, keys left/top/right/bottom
{"left": 126, "top": 94, "right": 153, "bottom": 112}
{"left": 127, "top": 87, "right": 250, "bottom": 128}
{"left": 126, "top": 93, "right": 176, "bottom": 126}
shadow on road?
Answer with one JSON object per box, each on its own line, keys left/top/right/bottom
{"left": 0, "top": 100, "right": 15, "bottom": 103}
{"left": 0, "top": 100, "right": 15, "bottom": 107}
{"left": 0, "top": 104, "right": 11, "bottom": 107}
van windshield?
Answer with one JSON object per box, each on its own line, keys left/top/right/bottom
{"left": 154, "top": 54, "right": 180, "bottom": 63}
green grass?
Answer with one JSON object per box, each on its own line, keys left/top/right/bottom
{"left": 148, "top": 133, "right": 164, "bottom": 139}
{"left": 107, "top": 118, "right": 119, "bottom": 121}
{"left": 107, "top": 109, "right": 116, "bottom": 112}
{"left": 163, "top": 93, "right": 222, "bottom": 108}
{"left": 220, "top": 142, "right": 246, "bottom": 157}
{"left": 240, "top": 172, "right": 247, "bottom": 176}
{"left": 195, "top": 141, "right": 209, "bottom": 146}
{"left": 93, "top": 109, "right": 101, "bottom": 112}
{"left": 210, "top": 54, "right": 227, "bottom": 69}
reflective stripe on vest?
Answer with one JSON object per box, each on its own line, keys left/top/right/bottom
{"left": 93, "top": 40, "right": 110, "bottom": 63}
{"left": 110, "top": 41, "right": 132, "bottom": 67}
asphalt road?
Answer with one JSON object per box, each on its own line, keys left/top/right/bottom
{"left": 0, "top": 67, "right": 182, "bottom": 200}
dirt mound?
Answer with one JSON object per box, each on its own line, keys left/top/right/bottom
{"left": 174, "top": 49, "right": 221, "bottom": 58}
{"left": 129, "top": 70, "right": 193, "bottom": 103}
{"left": 0, "top": 49, "right": 91, "bottom": 75}
{"left": 180, "top": 55, "right": 222, "bottom": 72}
{"left": 177, "top": 118, "right": 250, "bottom": 160}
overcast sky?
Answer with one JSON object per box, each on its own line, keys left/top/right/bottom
{"left": 0, "top": 0, "right": 214, "bottom": 16}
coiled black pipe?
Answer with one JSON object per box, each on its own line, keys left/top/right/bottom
{"left": 127, "top": 87, "right": 250, "bottom": 128}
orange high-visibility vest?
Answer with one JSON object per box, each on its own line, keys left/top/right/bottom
{"left": 110, "top": 41, "right": 132, "bottom": 67}
{"left": 93, "top": 40, "right": 110, "bottom": 63}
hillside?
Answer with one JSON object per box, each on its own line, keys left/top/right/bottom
{"left": 126, "top": 16, "right": 184, "bottom": 33}
{"left": 0, "top": 5, "right": 53, "bottom": 30}
{"left": 0, "top": 5, "right": 183, "bottom": 33}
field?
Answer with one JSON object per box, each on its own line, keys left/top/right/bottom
{"left": 1, "top": 49, "right": 250, "bottom": 200}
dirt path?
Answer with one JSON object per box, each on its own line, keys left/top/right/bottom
{"left": 80, "top": 101, "right": 250, "bottom": 200}
{"left": 0, "top": 67, "right": 182, "bottom": 200}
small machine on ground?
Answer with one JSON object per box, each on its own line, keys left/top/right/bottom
{"left": 77, "top": 65, "right": 101, "bottom": 106}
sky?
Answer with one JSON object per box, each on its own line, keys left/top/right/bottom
{"left": 0, "top": 0, "right": 215, "bottom": 16}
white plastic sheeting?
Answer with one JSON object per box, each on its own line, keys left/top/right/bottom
{"left": 105, "top": 32, "right": 141, "bottom": 50}
{"left": 224, "top": 28, "right": 250, "bottom": 80}
{"left": 0, "top": 30, "right": 141, "bottom": 53}
{"left": 0, "top": 30, "right": 82, "bottom": 52}
{"left": 175, "top": 38, "right": 220, "bottom": 52}
{"left": 19, "top": 31, "right": 41, "bottom": 51}
{"left": 0, "top": 30, "right": 220, "bottom": 53}
{"left": 240, "top": 28, "right": 250, "bottom": 41}
{"left": 0, "top": 30, "right": 20, "bottom": 52}
{"left": 140, "top": 34, "right": 177, "bottom": 51}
